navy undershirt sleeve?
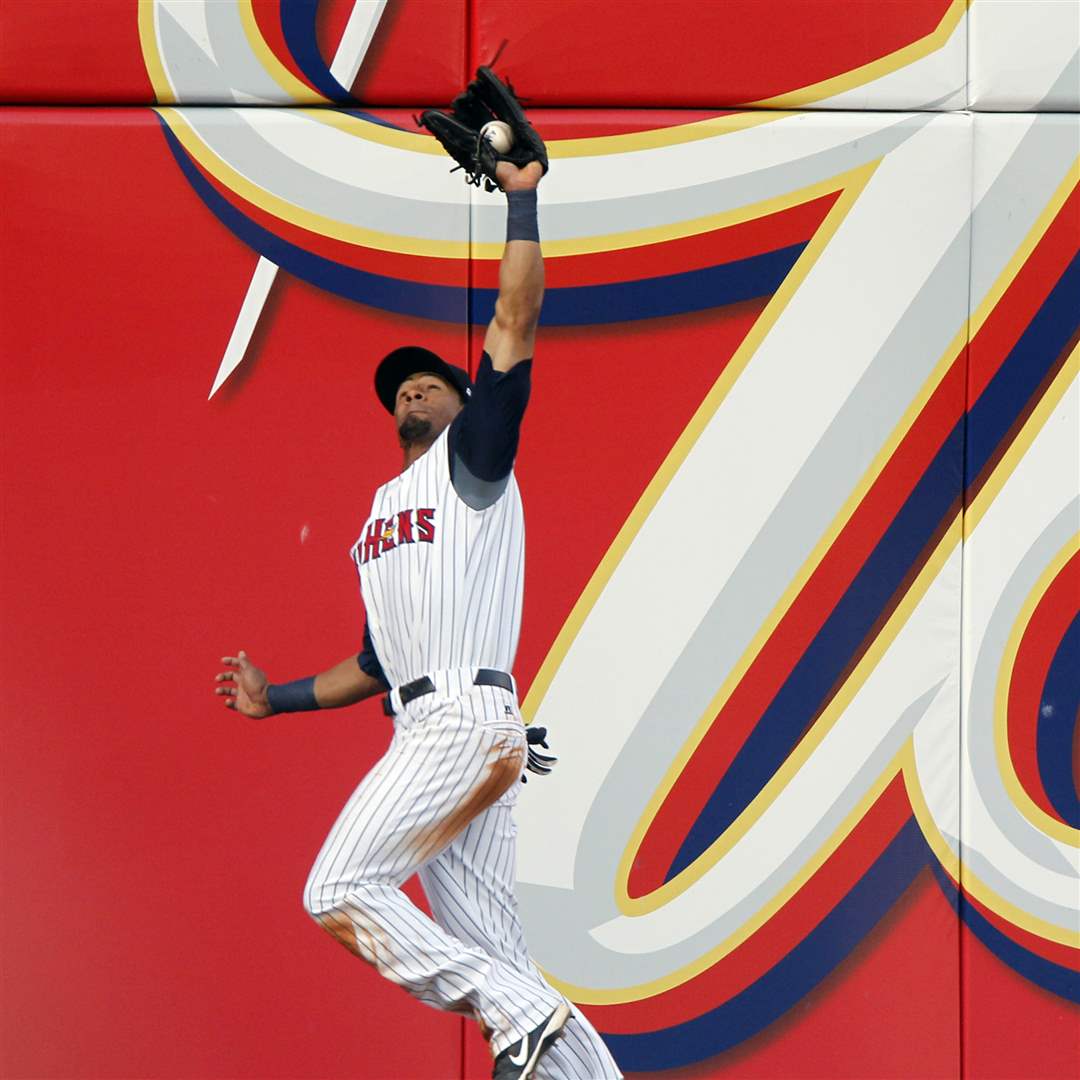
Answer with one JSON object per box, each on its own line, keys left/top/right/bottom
{"left": 356, "top": 621, "right": 388, "bottom": 687}
{"left": 448, "top": 352, "right": 531, "bottom": 508}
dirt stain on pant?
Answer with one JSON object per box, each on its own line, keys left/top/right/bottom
{"left": 310, "top": 733, "right": 523, "bottom": 975}
{"left": 410, "top": 735, "right": 524, "bottom": 867}
{"left": 316, "top": 905, "right": 392, "bottom": 967}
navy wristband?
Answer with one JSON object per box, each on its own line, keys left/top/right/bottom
{"left": 506, "top": 188, "right": 539, "bottom": 243}
{"left": 267, "top": 676, "right": 319, "bottom": 714}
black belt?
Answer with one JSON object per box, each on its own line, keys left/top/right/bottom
{"left": 383, "top": 669, "right": 514, "bottom": 715}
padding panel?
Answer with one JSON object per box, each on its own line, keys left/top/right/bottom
{"left": 954, "top": 111, "right": 1080, "bottom": 1080}
{"left": 2, "top": 3, "right": 1078, "bottom": 1078}
{"left": 968, "top": 1, "right": 1080, "bottom": 111}
{"left": 0, "top": 104, "right": 468, "bottom": 1080}
{"left": 471, "top": 0, "right": 967, "bottom": 109}
{"left": 0, "top": 0, "right": 468, "bottom": 105}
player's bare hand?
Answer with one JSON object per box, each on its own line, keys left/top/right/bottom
{"left": 215, "top": 650, "right": 272, "bottom": 718}
{"left": 497, "top": 160, "right": 543, "bottom": 192}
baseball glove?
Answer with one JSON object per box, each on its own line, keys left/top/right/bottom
{"left": 521, "top": 726, "right": 557, "bottom": 783}
{"left": 418, "top": 66, "right": 548, "bottom": 192}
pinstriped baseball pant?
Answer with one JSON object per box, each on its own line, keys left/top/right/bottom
{"left": 420, "top": 800, "right": 622, "bottom": 1078}
{"left": 302, "top": 680, "right": 621, "bottom": 1075}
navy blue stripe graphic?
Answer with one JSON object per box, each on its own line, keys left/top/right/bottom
{"left": 966, "top": 253, "right": 1080, "bottom": 490}
{"left": 931, "top": 864, "right": 1080, "bottom": 1003}
{"left": 160, "top": 120, "right": 465, "bottom": 322}
{"left": 472, "top": 246, "right": 805, "bottom": 327}
{"left": 158, "top": 120, "right": 800, "bottom": 327}
{"left": 605, "top": 819, "right": 930, "bottom": 1071}
{"left": 667, "top": 258, "right": 1080, "bottom": 882}
{"left": 280, "top": 0, "right": 353, "bottom": 102}
{"left": 1038, "top": 612, "right": 1080, "bottom": 828}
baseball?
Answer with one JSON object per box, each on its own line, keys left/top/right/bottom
{"left": 480, "top": 120, "right": 514, "bottom": 154}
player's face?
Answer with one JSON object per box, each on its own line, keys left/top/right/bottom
{"left": 394, "top": 373, "right": 463, "bottom": 443}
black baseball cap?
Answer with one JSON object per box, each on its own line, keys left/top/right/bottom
{"left": 374, "top": 346, "right": 472, "bottom": 414}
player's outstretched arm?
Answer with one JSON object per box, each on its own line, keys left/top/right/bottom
{"left": 215, "top": 650, "right": 385, "bottom": 718}
{"left": 484, "top": 160, "right": 544, "bottom": 373}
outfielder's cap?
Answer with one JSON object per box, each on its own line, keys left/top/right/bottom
{"left": 375, "top": 346, "right": 472, "bottom": 414}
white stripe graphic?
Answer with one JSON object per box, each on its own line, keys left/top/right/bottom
{"left": 518, "top": 116, "right": 973, "bottom": 893}
{"left": 329, "top": 0, "right": 388, "bottom": 89}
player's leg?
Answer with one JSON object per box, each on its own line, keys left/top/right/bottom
{"left": 302, "top": 706, "right": 563, "bottom": 1056}
{"left": 538, "top": 1002, "right": 624, "bottom": 1080}
{"left": 419, "top": 797, "right": 623, "bottom": 1078}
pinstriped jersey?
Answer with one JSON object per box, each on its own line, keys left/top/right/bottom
{"left": 350, "top": 426, "right": 525, "bottom": 690}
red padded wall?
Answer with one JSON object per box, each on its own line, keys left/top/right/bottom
{"left": 2, "top": 3, "right": 1077, "bottom": 1078}
{"left": 0, "top": 106, "right": 466, "bottom": 1079}
{"left": 471, "top": 0, "right": 955, "bottom": 106}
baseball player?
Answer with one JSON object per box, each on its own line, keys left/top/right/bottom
{"left": 215, "top": 70, "right": 622, "bottom": 1080}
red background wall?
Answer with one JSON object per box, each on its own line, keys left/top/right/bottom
{"left": 2, "top": 2, "right": 1077, "bottom": 1078}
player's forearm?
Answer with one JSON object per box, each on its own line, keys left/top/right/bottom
{"left": 315, "top": 656, "right": 385, "bottom": 708}
{"left": 268, "top": 656, "right": 385, "bottom": 714}
{"left": 494, "top": 237, "right": 544, "bottom": 339}
{"left": 488, "top": 188, "right": 544, "bottom": 370}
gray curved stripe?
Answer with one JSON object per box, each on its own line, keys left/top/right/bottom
{"left": 1034, "top": 45, "right": 1080, "bottom": 112}
{"left": 157, "top": 7, "right": 237, "bottom": 102}
{"left": 519, "top": 684, "right": 943, "bottom": 987}
{"left": 964, "top": 501, "right": 1079, "bottom": 915}
{"left": 920, "top": 87, "right": 970, "bottom": 112}
{"left": 971, "top": 112, "right": 1080, "bottom": 306}
{"left": 177, "top": 110, "right": 928, "bottom": 247}
{"left": 158, "top": 2, "right": 298, "bottom": 104}
{"left": 204, "top": 0, "right": 297, "bottom": 103}
{"left": 175, "top": 108, "right": 468, "bottom": 239}
{"left": 486, "top": 115, "right": 933, "bottom": 244}
{"left": 956, "top": 842, "right": 1077, "bottom": 930}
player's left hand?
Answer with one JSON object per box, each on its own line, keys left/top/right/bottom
{"left": 418, "top": 66, "right": 547, "bottom": 192}
{"left": 522, "top": 726, "right": 557, "bottom": 782}
{"left": 214, "top": 650, "right": 272, "bottom": 718}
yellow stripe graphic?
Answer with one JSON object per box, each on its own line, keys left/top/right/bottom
{"left": 237, "top": 0, "right": 333, "bottom": 104}
{"left": 138, "top": 1, "right": 175, "bottom": 105}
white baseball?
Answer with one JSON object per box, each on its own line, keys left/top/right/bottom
{"left": 480, "top": 120, "right": 514, "bottom": 155}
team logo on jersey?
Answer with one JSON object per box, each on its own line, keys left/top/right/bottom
{"left": 356, "top": 508, "right": 436, "bottom": 564}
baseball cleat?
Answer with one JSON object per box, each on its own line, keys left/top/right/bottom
{"left": 492, "top": 1001, "right": 571, "bottom": 1078}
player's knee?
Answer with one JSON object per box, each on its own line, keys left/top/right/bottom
{"left": 302, "top": 866, "right": 344, "bottom": 920}
{"left": 302, "top": 889, "right": 323, "bottom": 921}
{"left": 302, "top": 867, "right": 380, "bottom": 921}
{"left": 303, "top": 882, "right": 355, "bottom": 949}
{"left": 301, "top": 880, "right": 386, "bottom": 964}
